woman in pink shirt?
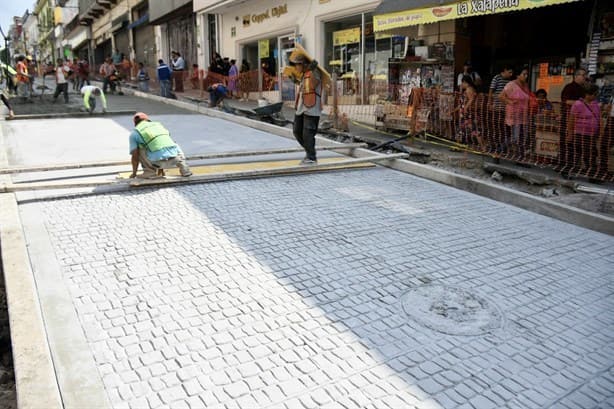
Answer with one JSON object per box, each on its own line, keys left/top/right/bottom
{"left": 500, "top": 67, "right": 532, "bottom": 160}
{"left": 568, "top": 84, "right": 601, "bottom": 177}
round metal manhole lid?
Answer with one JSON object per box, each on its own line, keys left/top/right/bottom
{"left": 401, "top": 285, "right": 503, "bottom": 336}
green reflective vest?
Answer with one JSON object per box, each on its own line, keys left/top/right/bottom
{"left": 135, "top": 121, "right": 175, "bottom": 152}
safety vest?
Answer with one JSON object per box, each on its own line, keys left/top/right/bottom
{"left": 295, "top": 69, "right": 320, "bottom": 109}
{"left": 135, "top": 121, "right": 175, "bottom": 152}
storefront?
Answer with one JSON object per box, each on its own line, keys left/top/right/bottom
{"left": 129, "top": 5, "right": 155, "bottom": 68}
{"left": 91, "top": 13, "right": 112, "bottom": 65}
{"left": 111, "top": 13, "right": 130, "bottom": 59}
{"left": 66, "top": 26, "right": 91, "bottom": 61}
{"left": 195, "top": 0, "right": 413, "bottom": 102}
{"left": 150, "top": 1, "right": 197, "bottom": 68}
{"left": 373, "top": 0, "right": 588, "bottom": 99}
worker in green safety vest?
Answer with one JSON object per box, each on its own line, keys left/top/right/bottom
{"left": 129, "top": 112, "right": 193, "bottom": 179}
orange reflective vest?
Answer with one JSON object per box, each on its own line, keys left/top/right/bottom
{"left": 295, "top": 69, "right": 320, "bottom": 109}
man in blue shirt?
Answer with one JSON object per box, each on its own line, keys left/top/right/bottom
{"left": 129, "top": 112, "right": 192, "bottom": 179}
{"left": 156, "top": 59, "right": 172, "bottom": 98}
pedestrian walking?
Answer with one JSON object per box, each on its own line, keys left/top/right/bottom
{"left": 157, "top": 59, "right": 172, "bottom": 98}
{"left": 52, "top": 58, "right": 71, "bottom": 104}
{"left": 15, "top": 55, "right": 32, "bottom": 100}
{"left": 1, "top": 88, "right": 15, "bottom": 119}
{"left": 129, "top": 112, "right": 192, "bottom": 179}
{"left": 80, "top": 85, "right": 107, "bottom": 114}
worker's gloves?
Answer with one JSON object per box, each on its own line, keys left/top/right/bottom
{"left": 308, "top": 60, "right": 319, "bottom": 71}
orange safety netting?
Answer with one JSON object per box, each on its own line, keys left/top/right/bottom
{"left": 334, "top": 86, "right": 614, "bottom": 182}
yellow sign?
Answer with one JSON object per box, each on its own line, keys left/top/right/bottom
{"left": 333, "top": 27, "right": 360, "bottom": 46}
{"left": 374, "top": 0, "right": 580, "bottom": 31}
{"left": 54, "top": 7, "right": 63, "bottom": 25}
{"left": 246, "top": 4, "right": 288, "bottom": 25}
{"left": 259, "top": 40, "right": 269, "bottom": 58}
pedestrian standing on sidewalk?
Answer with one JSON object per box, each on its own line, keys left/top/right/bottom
{"left": 227, "top": 59, "right": 239, "bottom": 98}
{"left": 80, "top": 85, "right": 107, "bottom": 114}
{"left": 567, "top": 84, "right": 601, "bottom": 180}
{"left": 559, "top": 68, "right": 588, "bottom": 177}
{"left": 289, "top": 51, "right": 322, "bottom": 165}
{"left": 129, "top": 112, "right": 192, "bottom": 179}
{"left": 171, "top": 51, "right": 185, "bottom": 92}
{"left": 52, "top": 58, "right": 71, "bottom": 104}
{"left": 137, "top": 62, "right": 150, "bottom": 92}
{"left": 157, "top": 59, "right": 172, "bottom": 98}
{"left": 500, "top": 67, "right": 533, "bottom": 161}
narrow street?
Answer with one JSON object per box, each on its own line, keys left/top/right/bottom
{"left": 1, "top": 94, "right": 612, "bottom": 408}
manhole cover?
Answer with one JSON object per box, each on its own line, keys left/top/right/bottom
{"left": 401, "top": 285, "right": 503, "bottom": 336}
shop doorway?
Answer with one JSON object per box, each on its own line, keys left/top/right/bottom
{"left": 241, "top": 32, "right": 294, "bottom": 99}
{"left": 278, "top": 35, "right": 295, "bottom": 102}
{"left": 461, "top": 1, "right": 593, "bottom": 98}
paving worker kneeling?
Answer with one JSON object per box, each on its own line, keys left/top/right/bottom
{"left": 129, "top": 112, "right": 193, "bottom": 179}
{"left": 81, "top": 85, "right": 107, "bottom": 114}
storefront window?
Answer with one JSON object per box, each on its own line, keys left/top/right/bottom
{"left": 324, "top": 12, "right": 408, "bottom": 104}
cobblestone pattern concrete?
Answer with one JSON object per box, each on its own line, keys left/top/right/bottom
{"left": 25, "top": 168, "right": 614, "bottom": 409}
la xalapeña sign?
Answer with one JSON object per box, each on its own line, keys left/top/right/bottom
{"left": 374, "top": 0, "right": 578, "bottom": 31}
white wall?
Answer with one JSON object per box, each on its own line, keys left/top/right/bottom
{"left": 197, "top": 0, "right": 380, "bottom": 64}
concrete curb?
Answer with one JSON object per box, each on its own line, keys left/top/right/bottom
{"left": 124, "top": 86, "right": 614, "bottom": 236}
{"left": 0, "top": 127, "right": 63, "bottom": 408}
{"left": 20, "top": 206, "right": 111, "bottom": 409}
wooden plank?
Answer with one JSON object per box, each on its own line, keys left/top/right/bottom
{"left": 7, "top": 110, "right": 137, "bottom": 121}
{"left": 129, "top": 153, "right": 409, "bottom": 188}
{"left": 0, "top": 153, "right": 407, "bottom": 192}
{"left": 0, "top": 143, "right": 367, "bottom": 175}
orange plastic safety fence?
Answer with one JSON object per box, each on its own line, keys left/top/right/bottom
{"left": 332, "top": 84, "right": 614, "bottom": 182}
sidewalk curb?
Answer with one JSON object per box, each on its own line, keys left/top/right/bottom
{"left": 0, "top": 128, "right": 63, "bottom": 408}
{"left": 123, "top": 85, "right": 614, "bottom": 236}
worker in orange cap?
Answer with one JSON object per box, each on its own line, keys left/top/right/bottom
{"left": 129, "top": 112, "right": 192, "bottom": 179}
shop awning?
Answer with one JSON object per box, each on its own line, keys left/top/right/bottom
{"left": 127, "top": 13, "right": 149, "bottom": 30}
{"left": 374, "top": 0, "right": 582, "bottom": 32}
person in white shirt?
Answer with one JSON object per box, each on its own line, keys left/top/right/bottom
{"left": 171, "top": 51, "right": 186, "bottom": 92}
{"left": 80, "top": 85, "right": 107, "bottom": 114}
{"left": 52, "top": 58, "right": 71, "bottom": 103}
{"left": 457, "top": 60, "right": 482, "bottom": 91}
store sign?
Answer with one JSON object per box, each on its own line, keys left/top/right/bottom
{"left": 333, "top": 27, "right": 360, "bottom": 46}
{"left": 374, "top": 0, "right": 580, "bottom": 31}
{"left": 243, "top": 4, "right": 288, "bottom": 26}
{"left": 259, "top": 40, "right": 269, "bottom": 58}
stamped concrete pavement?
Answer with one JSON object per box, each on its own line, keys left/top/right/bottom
{"left": 2, "top": 99, "right": 613, "bottom": 409}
